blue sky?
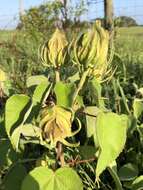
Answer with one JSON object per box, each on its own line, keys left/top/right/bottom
{"left": 0, "top": 0, "right": 143, "bottom": 29}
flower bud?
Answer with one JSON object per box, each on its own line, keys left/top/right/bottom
{"left": 74, "top": 20, "right": 110, "bottom": 80}
{"left": 40, "top": 28, "right": 68, "bottom": 68}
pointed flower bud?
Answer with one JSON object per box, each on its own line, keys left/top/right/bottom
{"left": 40, "top": 28, "right": 68, "bottom": 68}
{"left": 74, "top": 20, "right": 110, "bottom": 81}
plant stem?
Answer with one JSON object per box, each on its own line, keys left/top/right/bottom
{"left": 56, "top": 142, "right": 65, "bottom": 167}
{"left": 55, "top": 67, "right": 60, "bottom": 82}
{"left": 55, "top": 66, "right": 65, "bottom": 167}
{"left": 68, "top": 157, "right": 96, "bottom": 166}
{"left": 107, "top": 166, "right": 123, "bottom": 190}
{"left": 72, "top": 68, "right": 90, "bottom": 108}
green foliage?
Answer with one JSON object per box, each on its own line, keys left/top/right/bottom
{"left": 0, "top": 140, "right": 19, "bottom": 169}
{"left": 95, "top": 112, "right": 128, "bottom": 179}
{"left": 2, "top": 164, "right": 27, "bottom": 190}
{"left": 54, "top": 82, "right": 75, "bottom": 108}
{"left": 118, "top": 163, "right": 139, "bottom": 181}
{"left": 21, "top": 2, "right": 62, "bottom": 35}
{"left": 132, "top": 176, "right": 143, "bottom": 190}
{"left": 0, "top": 6, "right": 143, "bottom": 189}
{"left": 133, "top": 98, "right": 143, "bottom": 119}
{"left": 26, "top": 75, "right": 48, "bottom": 88}
{"left": 21, "top": 167, "right": 83, "bottom": 190}
{"left": 115, "top": 16, "right": 138, "bottom": 27}
{"left": 5, "top": 95, "right": 30, "bottom": 137}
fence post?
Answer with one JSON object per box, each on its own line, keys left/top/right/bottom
{"left": 104, "top": 0, "right": 114, "bottom": 32}
{"left": 19, "top": 0, "right": 24, "bottom": 17}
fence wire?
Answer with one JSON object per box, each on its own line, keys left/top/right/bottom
{"left": 0, "top": 0, "right": 143, "bottom": 29}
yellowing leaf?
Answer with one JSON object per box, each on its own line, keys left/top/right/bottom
{"left": 40, "top": 106, "right": 80, "bottom": 147}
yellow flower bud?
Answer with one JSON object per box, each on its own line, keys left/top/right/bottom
{"left": 74, "top": 20, "right": 110, "bottom": 81}
{"left": 40, "top": 28, "right": 68, "bottom": 67}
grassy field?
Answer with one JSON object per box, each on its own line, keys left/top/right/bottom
{"left": 0, "top": 30, "right": 16, "bottom": 43}
{"left": 116, "top": 26, "right": 143, "bottom": 59}
{"left": 1, "top": 25, "right": 143, "bottom": 190}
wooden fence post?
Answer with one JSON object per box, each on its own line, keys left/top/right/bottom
{"left": 104, "top": 0, "right": 114, "bottom": 32}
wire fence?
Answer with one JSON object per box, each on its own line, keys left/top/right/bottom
{"left": 87, "top": 0, "right": 143, "bottom": 25}
{"left": 0, "top": 0, "right": 143, "bottom": 29}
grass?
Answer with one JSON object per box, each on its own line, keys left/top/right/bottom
{"left": 116, "top": 26, "right": 143, "bottom": 60}
{"left": 0, "top": 30, "right": 16, "bottom": 43}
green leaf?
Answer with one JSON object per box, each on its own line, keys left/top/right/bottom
{"left": 132, "top": 176, "right": 143, "bottom": 190}
{"left": 88, "top": 77, "right": 104, "bottom": 108}
{"left": 54, "top": 82, "right": 75, "bottom": 108}
{"left": 78, "top": 145, "right": 96, "bottom": 159}
{"left": 133, "top": 98, "right": 143, "bottom": 119}
{"left": 2, "top": 164, "right": 27, "bottom": 190}
{"left": 84, "top": 106, "right": 100, "bottom": 148}
{"left": 123, "top": 181, "right": 133, "bottom": 189}
{"left": 32, "top": 81, "right": 51, "bottom": 105}
{"left": 21, "top": 167, "right": 83, "bottom": 190}
{"left": 137, "top": 124, "right": 143, "bottom": 142}
{"left": 95, "top": 112, "right": 128, "bottom": 179}
{"left": 0, "top": 139, "right": 19, "bottom": 168}
{"left": 107, "top": 161, "right": 123, "bottom": 190}
{"left": 11, "top": 124, "right": 41, "bottom": 151}
{"left": 26, "top": 75, "right": 48, "bottom": 88}
{"left": 25, "top": 82, "right": 51, "bottom": 123}
{"left": 68, "top": 72, "right": 80, "bottom": 83}
{"left": 10, "top": 127, "right": 22, "bottom": 151}
{"left": 117, "top": 80, "right": 130, "bottom": 114}
{"left": 118, "top": 163, "right": 138, "bottom": 181}
{"left": 84, "top": 106, "right": 99, "bottom": 138}
{"left": 20, "top": 124, "right": 41, "bottom": 138}
{"left": 5, "top": 95, "right": 30, "bottom": 137}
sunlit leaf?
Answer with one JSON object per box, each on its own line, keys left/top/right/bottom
{"left": 26, "top": 75, "right": 48, "bottom": 88}
{"left": 84, "top": 106, "right": 99, "bottom": 138}
{"left": 133, "top": 98, "right": 143, "bottom": 119}
{"left": 132, "top": 176, "right": 143, "bottom": 190}
{"left": 95, "top": 112, "right": 128, "bottom": 179}
{"left": 54, "top": 82, "right": 75, "bottom": 108}
{"left": 21, "top": 167, "right": 83, "bottom": 190}
{"left": 32, "top": 81, "right": 51, "bottom": 104}
{"left": 88, "top": 77, "right": 104, "bottom": 108}
{"left": 5, "top": 95, "right": 30, "bottom": 137}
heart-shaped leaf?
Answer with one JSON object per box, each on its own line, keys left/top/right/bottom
{"left": 95, "top": 112, "right": 128, "bottom": 179}
{"left": 21, "top": 167, "right": 83, "bottom": 190}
